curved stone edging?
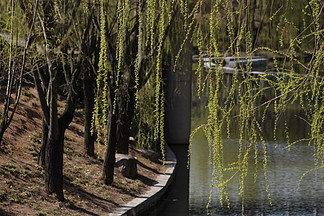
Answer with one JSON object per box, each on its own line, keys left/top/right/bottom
{"left": 109, "top": 144, "right": 177, "bottom": 216}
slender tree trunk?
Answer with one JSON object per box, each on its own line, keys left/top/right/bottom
{"left": 81, "top": 15, "right": 98, "bottom": 157}
{"left": 0, "top": 128, "right": 5, "bottom": 145}
{"left": 45, "top": 80, "right": 77, "bottom": 201}
{"left": 83, "top": 70, "right": 95, "bottom": 156}
{"left": 45, "top": 124, "right": 64, "bottom": 201}
{"left": 116, "top": 110, "right": 131, "bottom": 154}
{"left": 116, "top": 89, "right": 135, "bottom": 154}
{"left": 45, "top": 77, "right": 65, "bottom": 201}
{"left": 249, "top": 0, "right": 258, "bottom": 49}
{"left": 0, "top": 0, "right": 35, "bottom": 144}
{"left": 103, "top": 110, "right": 117, "bottom": 185}
{"left": 39, "top": 117, "right": 48, "bottom": 168}
{"left": 102, "top": 86, "right": 118, "bottom": 185}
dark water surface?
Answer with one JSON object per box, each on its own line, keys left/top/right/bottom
{"left": 190, "top": 136, "right": 324, "bottom": 215}
{"left": 145, "top": 144, "right": 189, "bottom": 216}
{"left": 190, "top": 75, "right": 324, "bottom": 215}
{"left": 148, "top": 68, "right": 323, "bottom": 216}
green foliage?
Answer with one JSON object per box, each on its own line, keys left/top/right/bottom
{"left": 92, "top": 0, "right": 111, "bottom": 147}
{"left": 0, "top": 0, "right": 321, "bottom": 211}
{"left": 190, "top": 0, "right": 324, "bottom": 210}
{"left": 134, "top": 80, "right": 159, "bottom": 151}
{"left": 92, "top": 0, "right": 182, "bottom": 157}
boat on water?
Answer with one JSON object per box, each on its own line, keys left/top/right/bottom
{"left": 224, "top": 56, "right": 268, "bottom": 68}
{"left": 203, "top": 56, "right": 268, "bottom": 71}
{"left": 202, "top": 57, "right": 226, "bottom": 69}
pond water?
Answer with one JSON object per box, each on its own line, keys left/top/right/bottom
{"left": 189, "top": 74, "right": 324, "bottom": 216}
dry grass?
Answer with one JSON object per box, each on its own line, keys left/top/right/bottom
{"left": 0, "top": 88, "right": 164, "bottom": 216}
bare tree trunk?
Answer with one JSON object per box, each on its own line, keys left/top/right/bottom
{"left": 0, "top": 127, "right": 6, "bottom": 145}
{"left": 38, "top": 117, "right": 48, "bottom": 167}
{"left": 116, "top": 110, "right": 131, "bottom": 154}
{"left": 0, "top": 0, "right": 36, "bottom": 144}
{"left": 116, "top": 84, "right": 136, "bottom": 154}
{"left": 248, "top": 0, "right": 258, "bottom": 49}
{"left": 103, "top": 108, "right": 117, "bottom": 185}
{"left": 116, "top": 92, "right": 132, "bottom": 155}
{"left": 44, "top": 77, "right": 65, "bottom": 201}
{"left": 33, "top": 68, "right": 64, "bottom": 200}
{"left": 81, "top": 12, "right": 98, "bottom": 157}
{"left": 116, "top": 32, "right": 137, "bottom": 154}
{"left": 102, "top": 84, "right": 118, "bottom": 185}
{"left": 83, "top": 70, "right": 95, "bottom": 156}
{"left": 45, "top": 127, "right": 64, "bottom": 200}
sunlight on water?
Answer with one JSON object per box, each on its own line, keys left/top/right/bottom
{"left": 190, "top": 137, "right": 324, "bottom": 215}
{"left": 190, "top": 76, "right": 324, "bottom": 216}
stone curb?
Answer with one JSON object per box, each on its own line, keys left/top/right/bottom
{"left": 109, "top": 144, "right": 177, "bottom": 216}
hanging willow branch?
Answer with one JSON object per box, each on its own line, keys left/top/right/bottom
{"left": 190, "top": 0, "right": 324, "bottom": 211}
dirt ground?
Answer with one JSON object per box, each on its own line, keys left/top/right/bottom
{"left": 0, "top": 88, "right": 165, "bottom": 216}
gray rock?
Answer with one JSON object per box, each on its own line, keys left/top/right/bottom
{"left": 140, "top": 149, "right": 161, "bottom": 163}
{"left": 115, "top": 154, "right": 137, "bottom": 179}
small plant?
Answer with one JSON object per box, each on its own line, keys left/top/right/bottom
{"left": 74, "top": 108, "right": 84, "bottom": 118}
{"left": 2, "top": 163, "right": 32, "bottom": 179}
{"left": 29, "top": 100, "right": 38, "bottom": 107}
{"left": 26, "top": 143, "right": 40, "bottom": 160}
{"left": 21, "top": 88, "right": 35, "bottom": 98}
{"left": 0, "top": 138, "right": 12, "bottom": 154}
{"left": 28, "top": 130, "right": 42, "bottom": 145}
{"left": 0, "top": 190, "right": 8, "bottom": 202}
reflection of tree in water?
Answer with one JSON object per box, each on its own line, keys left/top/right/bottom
{"left": 190, "top": 0, "right": 323, "bottom": 213}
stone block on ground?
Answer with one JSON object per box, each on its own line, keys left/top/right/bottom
{"left": 115, "top": 153, "right": 137, "bottom": 179}
{"left": 140, "top": 149, "right": 161, "bottom": 163}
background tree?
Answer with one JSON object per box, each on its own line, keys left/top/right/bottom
{"left": 15, "top": 0, "right": 98, "bottom": 200}
{"left": 191, "top": 0, "right": 323, "bottom": 209}
{"left": 93, "top": 0, "right": 186, "bottom": 184}
{"left": 0, "top": 0, "right": 35, "bottom": 144}
{"left": 0, "top": 0, "right": 321, "bottom": 210}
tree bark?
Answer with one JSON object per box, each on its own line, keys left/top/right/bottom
{"left": 116, "top": 110, "right": 131, "bottom": 154}
{"left": 103, "top": 107, "right": 117, "bottom": 185}
{"left": 45, "top": 125, "right": 64, "bottom": 201}
{"left": 248, "top": 0, "right": 258, "bottom": 49}
{"left": 39, "top": 117, "right": 48, "bottom": 168}
{"left": 116, "top": 88, "right": 135, "bottom": 154}
{"left": 83, "top": 70, "right": 95, "bottom": 156}
{"left": 116, "top": 30, "right": 137, "bottom": 154}
{"left": 44, "top": 76, "right": 65, "bottom": 201}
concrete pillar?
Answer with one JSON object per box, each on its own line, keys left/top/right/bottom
{"left": 165, "top": 68, "right": 191, "bottom": 144}
{"left": 164, "top": 7, "right": 192, "bottom": 145}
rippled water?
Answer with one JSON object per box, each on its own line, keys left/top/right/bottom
{"left": 190, "top": 136, "right": 324, "bottom": 215}
{"left": 189, "top": 78, "right": 324, "bottom": 215}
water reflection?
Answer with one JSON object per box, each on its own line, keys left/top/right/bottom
{"left": 190, "top": 73, "right": 324, "bottom": 215}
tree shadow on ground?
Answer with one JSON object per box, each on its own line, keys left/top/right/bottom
{"left": 64, "top": 178, "right": 119, "bottom": 215}
{"left": 137, "top": 173, "right": 158, "bottom": 186}
{"left": 25, "top": 107, "right": 41, "bottom": 120}
{"left": 67, "top": 203, "right": 100, "bottom": 216}
{"left": 0, "top": 208, "right": 14, "bottom": 216}
{"left": 67, "top": 124, "right": 84, "bottom": 136}
{"left": 137, "top": 160, "right": 163, "bottom": 175}
{"left": 111, "top": 183, "right": 138, "bottom": 198}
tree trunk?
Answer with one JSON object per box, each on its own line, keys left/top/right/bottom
{"left": 103, "top": 110, "right": 117, "bottom": 185}
{"left": 83, "top": 70, "right": 95, "bottom": 156}
{"left": 45, "top": 123, "right": 64, "bottom": 201}
{"left": 45, "top": 78, "right": 64, "bottom": 201}
{"left": 45, "top": 79, "right": 76, "bottom": 201}
{"left": 116, "top": 110, "right": 131, "bottom": 154}
{"left": 39, "top": 117, "right": 48, "bottom": 168}
{"left": 0, "top": 126, "right": 6, "bottom": 145}
{"left": 249, "top": 0, "right": 258, "bottom": 49}
{"left": 116, "top": 88, "right": 135, "bottom": 154}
